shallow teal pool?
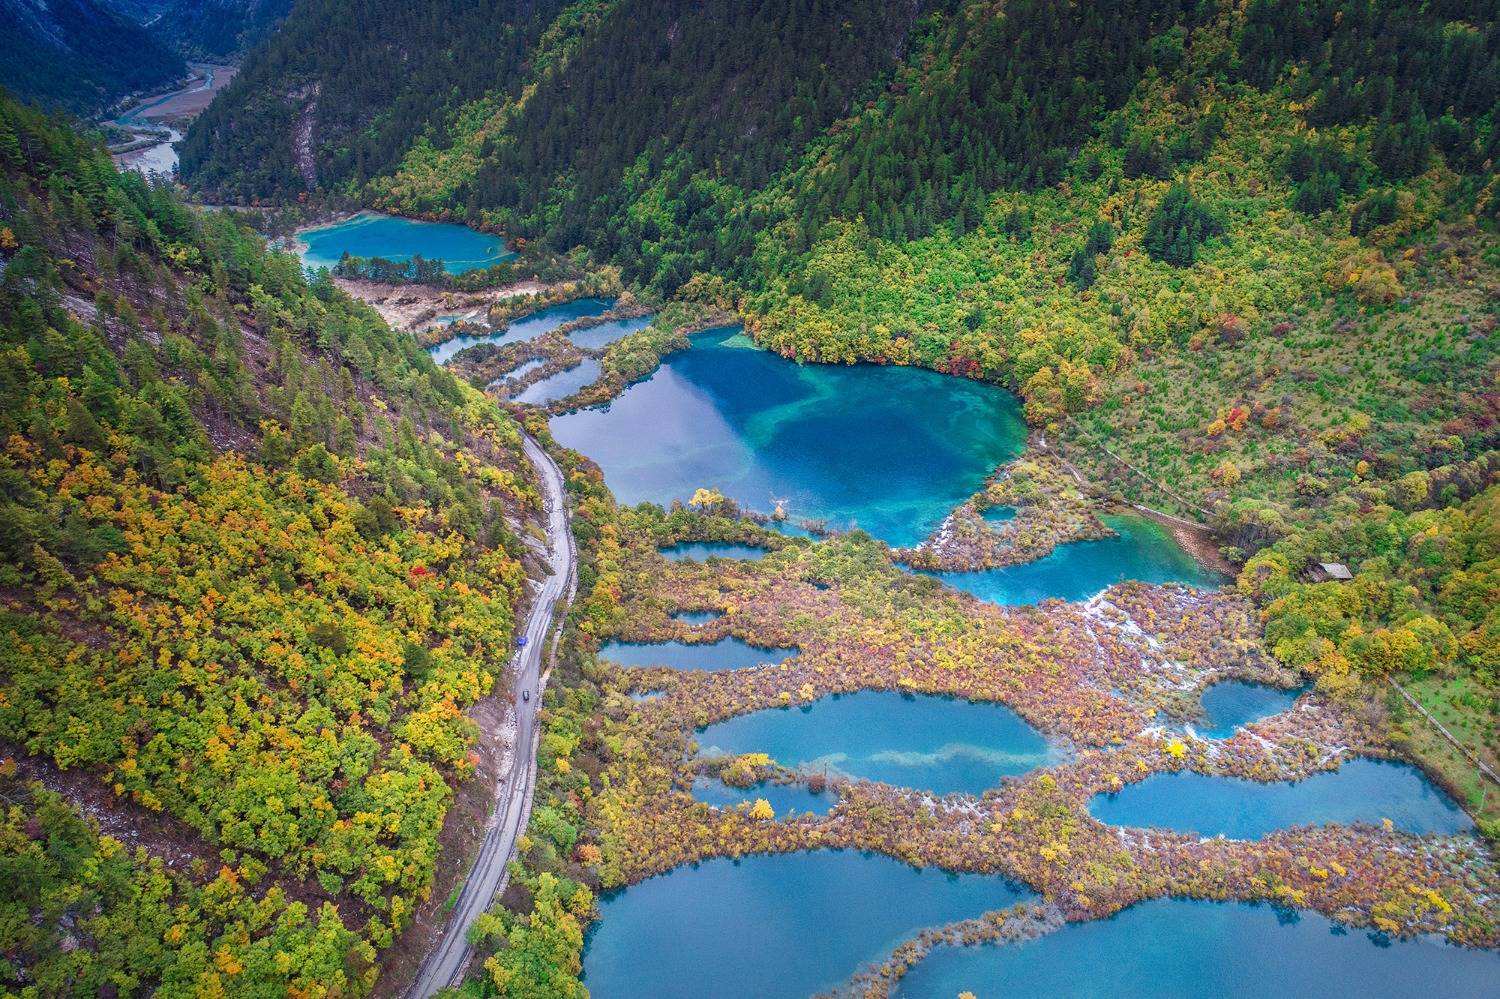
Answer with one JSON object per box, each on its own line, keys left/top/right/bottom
{"left": 1089, "top": 758, "right": 1473, "bottom": 838}
{"left": 691, "top": 777, "right": 835, "bottom": 817}
{"left": 582, "top": 851, "right": 1031, "bottom": 999}
{"left": 599, "top": 637, "right": 798, "bottom": 671}
{"left": 298, "top": 212, "right": 513, "bottom": 274}
{"left": 550, "top": 326, "right": 1027, "bottom": 547}
{"left": 671, "top": 609, "right": 723, "bottom": 625}
{"left": 659, "top": 541, "right": 770, "bottom": 561}
{"left": 917, "top": 514, "right": 1223, "bottom": 605}
{"left": 896, "top": 898, "right": 1500, "bottom": 998}
{"left": 695, "top": 691, "right": 1061, "bottom": 795}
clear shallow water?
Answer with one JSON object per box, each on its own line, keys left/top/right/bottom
{"left": 918, "top": 515, "right": 1223, "bottom": 605}
{"left": 671, "top": 609, "right": 723, "bottom": 625}
{"left": 896, "top": 898, "right": 1500, "bottom": 998}
{"left": 980, "top": 504, "right": 1016, "bottom": 524}
{"left": 695, "top": 691, "right": 1062, "bottom": 795}
{"left": 599, "top": 637, "right": 798, "bottom": 671}
{"left": 428, "top": 298, "right": 615, "bottom": 364}
{"left": 691, "top": 777, "right": 835, "bottom": 817}
{"left": 1089, "top": 758, "right": 1473, "bottom": 839}
{"left": 659, "top": 542, "right": 769, "bottom": 561}
{"left": 1197, "top": 680, "right": 1305, "bottom": 738}
{"left": 512, "top": 359, "right": 602, "bottom": 405}
{"left": 582, "top": 851, "right": 1031, "bottom": 999}
{"left": 550, "top": 326, "right": 1028, "bottom": 547}
{"left": 298, "top": 212, "right": 514, "bottom": 275}
{"left": 569, "top": 314, "right": 657, "bottom": 349}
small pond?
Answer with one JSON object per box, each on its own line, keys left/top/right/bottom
{"left": 671, "top": 610, "right": 723, "bottom": 625}
{"left": 1196, "top": 680, "right": 1305, "bottom": 738}
{"left": 582, "top": 851, "right": 1031, "bottom": 999}
{"left": 599, "top": 637, "right": 798, "bottom": 671}
{"left": 896, "top": 898, "right": 1500, "bottom": 998}
{"left": 691, "top": 777, "right": 835, "bottom": 817}
{"left": 659, "top": 541, "right": 770, "bottom": 561}
{"left": 512, "top": 359, "right": 602, "bottom": 405}
{"left": 695, "top": 690, "right": 1062, "bottom": 796}
{"left": 1088, "top": 758, "right": 1474, "bottom": 839}
{"left": 486, "top": 357, "right": 545, "bottom": 389}
{"left": 980, "top": 504, "right": 1017, "bottom": 524}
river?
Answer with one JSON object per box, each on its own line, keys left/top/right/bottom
{"left": 109, "top": 63, "right": 237, "bottom": 176}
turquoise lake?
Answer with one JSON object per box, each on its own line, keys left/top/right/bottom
{"left": 569, "top": 314, "right": 657, "bottom": 349}
{"left": 298, "top": 212, "right": 513, "bottom": 274}
{"left": 428, "top": 297, "right": 615, "bottom": 364}
{"left": 695, "top": 691, "right": 1062, "bottom": 795}
{"left": 917, "top": 514, "right": 1224, "bottom": 605}
{"left": 659, "top": 541, "right": 769, "bottom": 561}
{"left": 581, "top": 851, "right": 1031, "bottom": 999}
{"left": 550, "top": 326, "right": 1028, "bottom": 548}
{"left": 1197, "top": 680, "right": 1305, "bottom": 738}
{"left": 599, "top": 637, "right": 798, "bottom": 671}
{"left": 897, "top": 898, "right": 1500, "bottom": 998}
{"left": 1089, "top": 758, "right": 1473, "bottom": 838}
{"left": 691, "top": 777, "right": 835, "bottom": 817}
{"left": 512, "top": 359, "right": 601, "bottom": 405}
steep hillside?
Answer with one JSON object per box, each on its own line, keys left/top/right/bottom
{"left": 0, "top": 0, "right": 184, "bottom": 114}
{"left": 108, "top": 0, "right": 295, "bottom": 59}
{"left": 179, "top": 0, "right": 574, "bottom": 200}
{"left": 0, "top": 90, "right": 545, "bottom": 992}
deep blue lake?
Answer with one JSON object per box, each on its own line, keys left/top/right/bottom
{"left": 298, "top": 212, "right": 513, "bottom": 274}
{"left": 896, "top": 898, "right": 1500, "bottom": 998}
{"left": 917, "top": 514, "right": 1223, "bottom": 604}
{"left": 691, "top": 777, "right": 835, "bottom": 817}
{"left": 1089, "top": 758, "right": 1474, "bottom": 839}
{"left": 428, "top": 297, "right": 615, "bottom": 364}
{"left": 550, "top": 326, "right": 1028, "bottom": 547}
{"left": 582, "top": 851, "right": 1031, "bottom": 999}
{"left": 695, "top": 691, "right": 1061, "bottom": 795}
{"left": 569, "top": 314, "right": 657, "bottom": 349}
{"left": 599, "top": 637, "right": 798, "bottom": 671}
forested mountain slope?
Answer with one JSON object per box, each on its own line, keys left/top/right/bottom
{"left": 0, "top": 0, "right": 184, "bottom": 114}
{"left": 179, "top": 0, "right": 575, "bottom": 199}
{"left": 0, "top": 90, "right": 544, "bottom": 993}
{"left": 151, "top": 0, "right": 296, "bottom": 59}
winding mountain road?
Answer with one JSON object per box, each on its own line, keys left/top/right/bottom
{"left": 406, "top": 432, "right": 576, "bottom": 997}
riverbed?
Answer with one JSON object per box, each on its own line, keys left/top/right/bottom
{"left": 109, "top": 63, "right": 237, "bottom": 176}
